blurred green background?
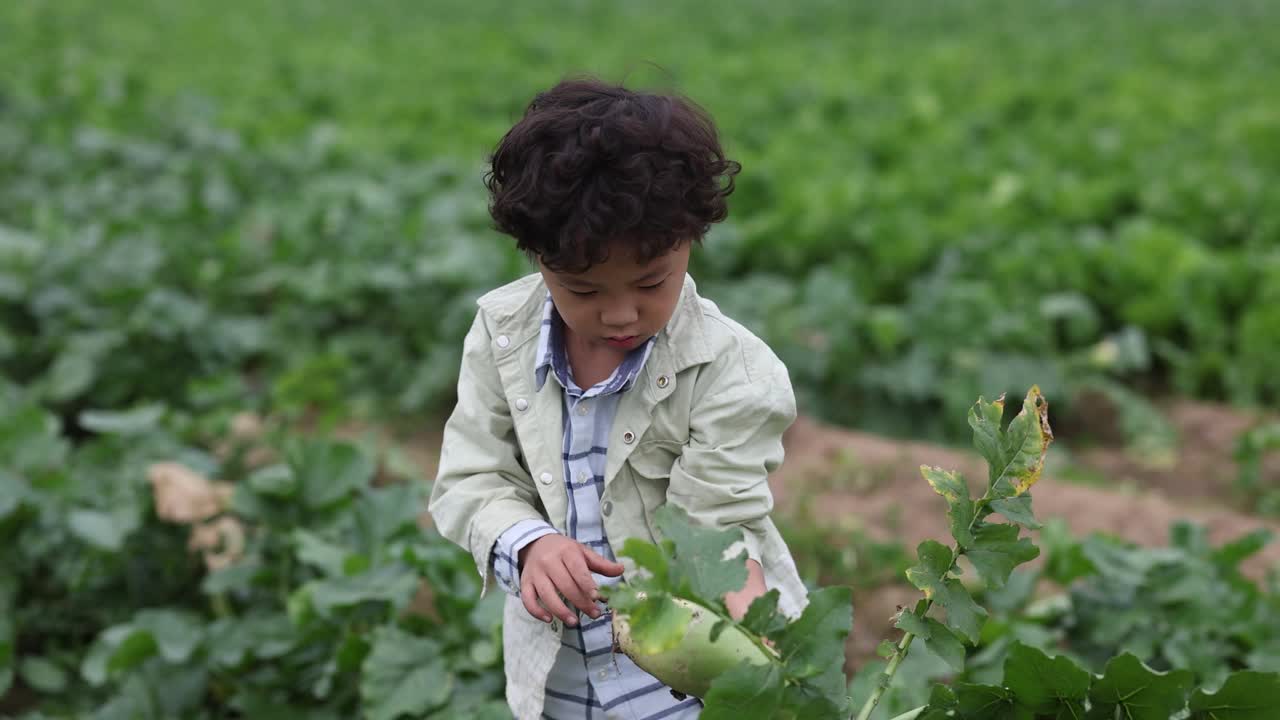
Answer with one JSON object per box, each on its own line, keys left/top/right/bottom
{"left": 4, "top": 0, "right": 1278, "bottom": 438}
{"left": 3, "top": 0, "right": 1280, "bottom": 717}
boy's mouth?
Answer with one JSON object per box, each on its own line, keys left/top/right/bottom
{"left": 605, "top": 335, "right": 639, "bottom": 349}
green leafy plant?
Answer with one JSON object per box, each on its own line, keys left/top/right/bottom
{"left": 0, "top": 391, "right": 507, "bottom": 718}
{"left": 603, "top": 388, "right": 1280, "bottom": 719}
{"left": 5, "top": 0, "right": 1280, "bottom": 439}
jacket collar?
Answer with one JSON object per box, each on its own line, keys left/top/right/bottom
{"left": 476, "top": 271, "right": 714, "bottom": 378}
{"left": 533, "top": 293, "right": 657, "bottom": 395}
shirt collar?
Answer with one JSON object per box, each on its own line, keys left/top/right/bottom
{"left": 534, "top": 293, "right": 655, "bottom": 396}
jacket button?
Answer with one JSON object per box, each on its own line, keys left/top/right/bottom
{"left": 656, "top": 375, "right": 669, "bottom": 389}
{"left": 495, "top": 335, "right": 510, "bottom": 348}
{"left": 622, "top": 431, "right": 635, "bottom": 444}
{"left": 539, "top": 472, "right": 553, "bottom": 485}
{"left": 515, "top": 398, "right": 529, "bottom": 412}
{"left": 601, "top": 500, "right": 613, "bottom": 516}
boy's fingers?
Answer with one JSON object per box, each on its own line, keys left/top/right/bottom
{"left": 561, "top": 553, "right": 602, "bottom": 616}
{"left": 548, "top": 562, "right": 595, "bottom": 619}
{"left": 535, "top": 576, "right": 577, "bottom": 627}
{"left": 583, "top": 547, "right": 625, "bottom": 576}
{"left": 521, "top": 575, "right": 549, "bottom": 622}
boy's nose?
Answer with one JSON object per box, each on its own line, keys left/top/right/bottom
{"left": 601, "top": 305, "right": 639, "bottom": 328}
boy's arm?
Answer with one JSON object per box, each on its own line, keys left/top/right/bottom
{"left": 428, "top": 311, "right": 550, "bottom": 594}
{"left": 666, "top": 345, "right": 796, "bottom": 593}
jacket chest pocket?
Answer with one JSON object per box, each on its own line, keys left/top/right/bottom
{"left": 626, "top": 440, "right": 681, "bottom": 482}
{"left": 618, "top": 440, "right": 682, "bottom": 538}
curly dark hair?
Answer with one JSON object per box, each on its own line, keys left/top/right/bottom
{"left": 484, "top": 76, "right": 741, "bottom": 273}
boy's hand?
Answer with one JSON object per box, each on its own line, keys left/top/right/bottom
{"left": 518, "top": 534, "right": 625, "bottom": 626}
{"left": 723, "top": 558, "right": 767, "bottom": 622}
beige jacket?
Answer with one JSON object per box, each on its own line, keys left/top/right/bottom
{"left": 428, "top": 272, "right": 809, "bottom": 719}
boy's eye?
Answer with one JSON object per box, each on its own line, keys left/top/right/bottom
{"left": 568, "top": 289, "right": 597, "bottom": 297}
{"left": 639, "top": 279, "right": 666, "bottom": 291}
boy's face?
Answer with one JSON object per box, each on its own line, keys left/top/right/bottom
{"left": 539, "top": 240, "right": 691, "bottom": 354}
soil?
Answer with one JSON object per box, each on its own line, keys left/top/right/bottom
{"left": 1074, "top": 399, "right": 1279, "bottom": 501}
{"left": 773, "top": 403, "right": 1280, "bottom": 672}
{"left": 772, "top": 405, "right": 1280, "bottom": 580}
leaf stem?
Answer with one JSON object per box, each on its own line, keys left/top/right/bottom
{"left": 712, "top": 604, "right": 783, "bottom": 665}
{"left": 853, "top": 491, "right": 986, "bottom": 720}
{"left": 852, "top": 599, "right": 932, "bottom": 720}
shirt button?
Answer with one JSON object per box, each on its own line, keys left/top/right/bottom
{"left": 657, "top": 375, "right": 669, "bottom": 388}
{"left": 622, "top": 431, "right": 635, "bottom": 444}
{"left": 495, "top": 335, "right": 510, "bottom": 349}
{"left": 577, "top": 403, "right": 589, "bottom": 416}
{"left": 577, "top": 471, "right": 589, "bottom": 483}
{"left": 515, "top": 398, "right": 529, "bottom": 412}
{"left": 539, "top": 472, "right": 553, "bottom": 485}
{"left": 601, "top": 500, "right": 613, "bottom": 516}
{"left": 598, "top": 669, "right": 609, "bottom": 680}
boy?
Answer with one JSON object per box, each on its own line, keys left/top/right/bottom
{"left": 429, "top": 77, "right": 809, "bottom": 720}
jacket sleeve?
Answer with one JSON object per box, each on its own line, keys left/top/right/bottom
{"left": 665, "top": 336, "right": 797, "bottom": 565}
{"left": 428, "top": 310, "right": 549, "bottom": 595}
{"left": 492, "top": 519, "right": 560, "bottom": 597}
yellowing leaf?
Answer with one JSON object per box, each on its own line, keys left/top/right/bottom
{"left": 974, "top": 386, "right": 1054, "bottom": 500}
{"left": 922, "top": 466, "right": 966, "bottom": 503}
{"left": 1009, "top": 386, "right": 1053, "bottom": 495}
{"left": 922, "top": 466, "right": 976, "bottom": 547}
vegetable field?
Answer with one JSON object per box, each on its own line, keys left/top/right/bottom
{"left": 2, "top": 0, "right": 1279, "bottom": 717}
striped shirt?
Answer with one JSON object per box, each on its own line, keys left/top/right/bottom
{"left": 491, "top": 294, "right": 703, "bottom": 720}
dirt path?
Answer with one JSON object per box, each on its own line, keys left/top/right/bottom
{"left": 774, "top": 411, "right": 1280, "bottom": 671}
{"left": 773, "top": 410, "right": 1280, "bottom": 578}
{"left": 405, "top": 404, "right": 1280, "bottom": 581}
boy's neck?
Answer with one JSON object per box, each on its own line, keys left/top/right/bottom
{"left": 562, "top": 322, "right": 629, "bottom": 390}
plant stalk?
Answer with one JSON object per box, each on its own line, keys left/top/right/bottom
{"left": 852, "top": 493, "right": 984, "bottom": 720}
{"left": 852, "top": 599, "right": 931, "bottom": 720}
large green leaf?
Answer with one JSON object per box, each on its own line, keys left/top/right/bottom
{"left": 965, "top": 523, "right": 1039, "bottom": 589}
{"left": 1188, "top": 671, "right": 1280, "bottom": 720}
{"left": 305, "top": 563, "right": 420, "bottom": 617}
{"left": 360, "top": 626, "right": 453, "bottom": 720}
{"left": 772, "top": 585, "right": 853, "bottom": 694}
{"left": 289, "top": 440, "right": 377, "bottom": 510}
{"left": 953, "top": 683, "right": 1034, "bottom": 720}
{"left": 618, "top": 536, "right": 672, "bottom": 587}
{"left": 988, "top": 496, "right": 1041, "bottom": 530}
{"left": 892, "top": 606, "right": 966, "bottom": 672}
{"left": 1002, "top": 641, "right": 1089, "bottom": 717}
{"left": 1086, "top": 653, "right": 1193, "bottom": 720}
{"left": 921, "top": 618, "right": 966, "bottom": 673}
{"left": 700, "top": 661, "right": 785, "bottom": 720}
{"left": 905, "top": 541, "right": 986, "bottom": 643}
{"left": 740, "top": 589, "right": 788, "bottom": 639}
{"left": 888, "top": 686, "right": 961, "bottom": 720}
{"left": 654, "top": 504, "right": 748, "bottom": 606}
